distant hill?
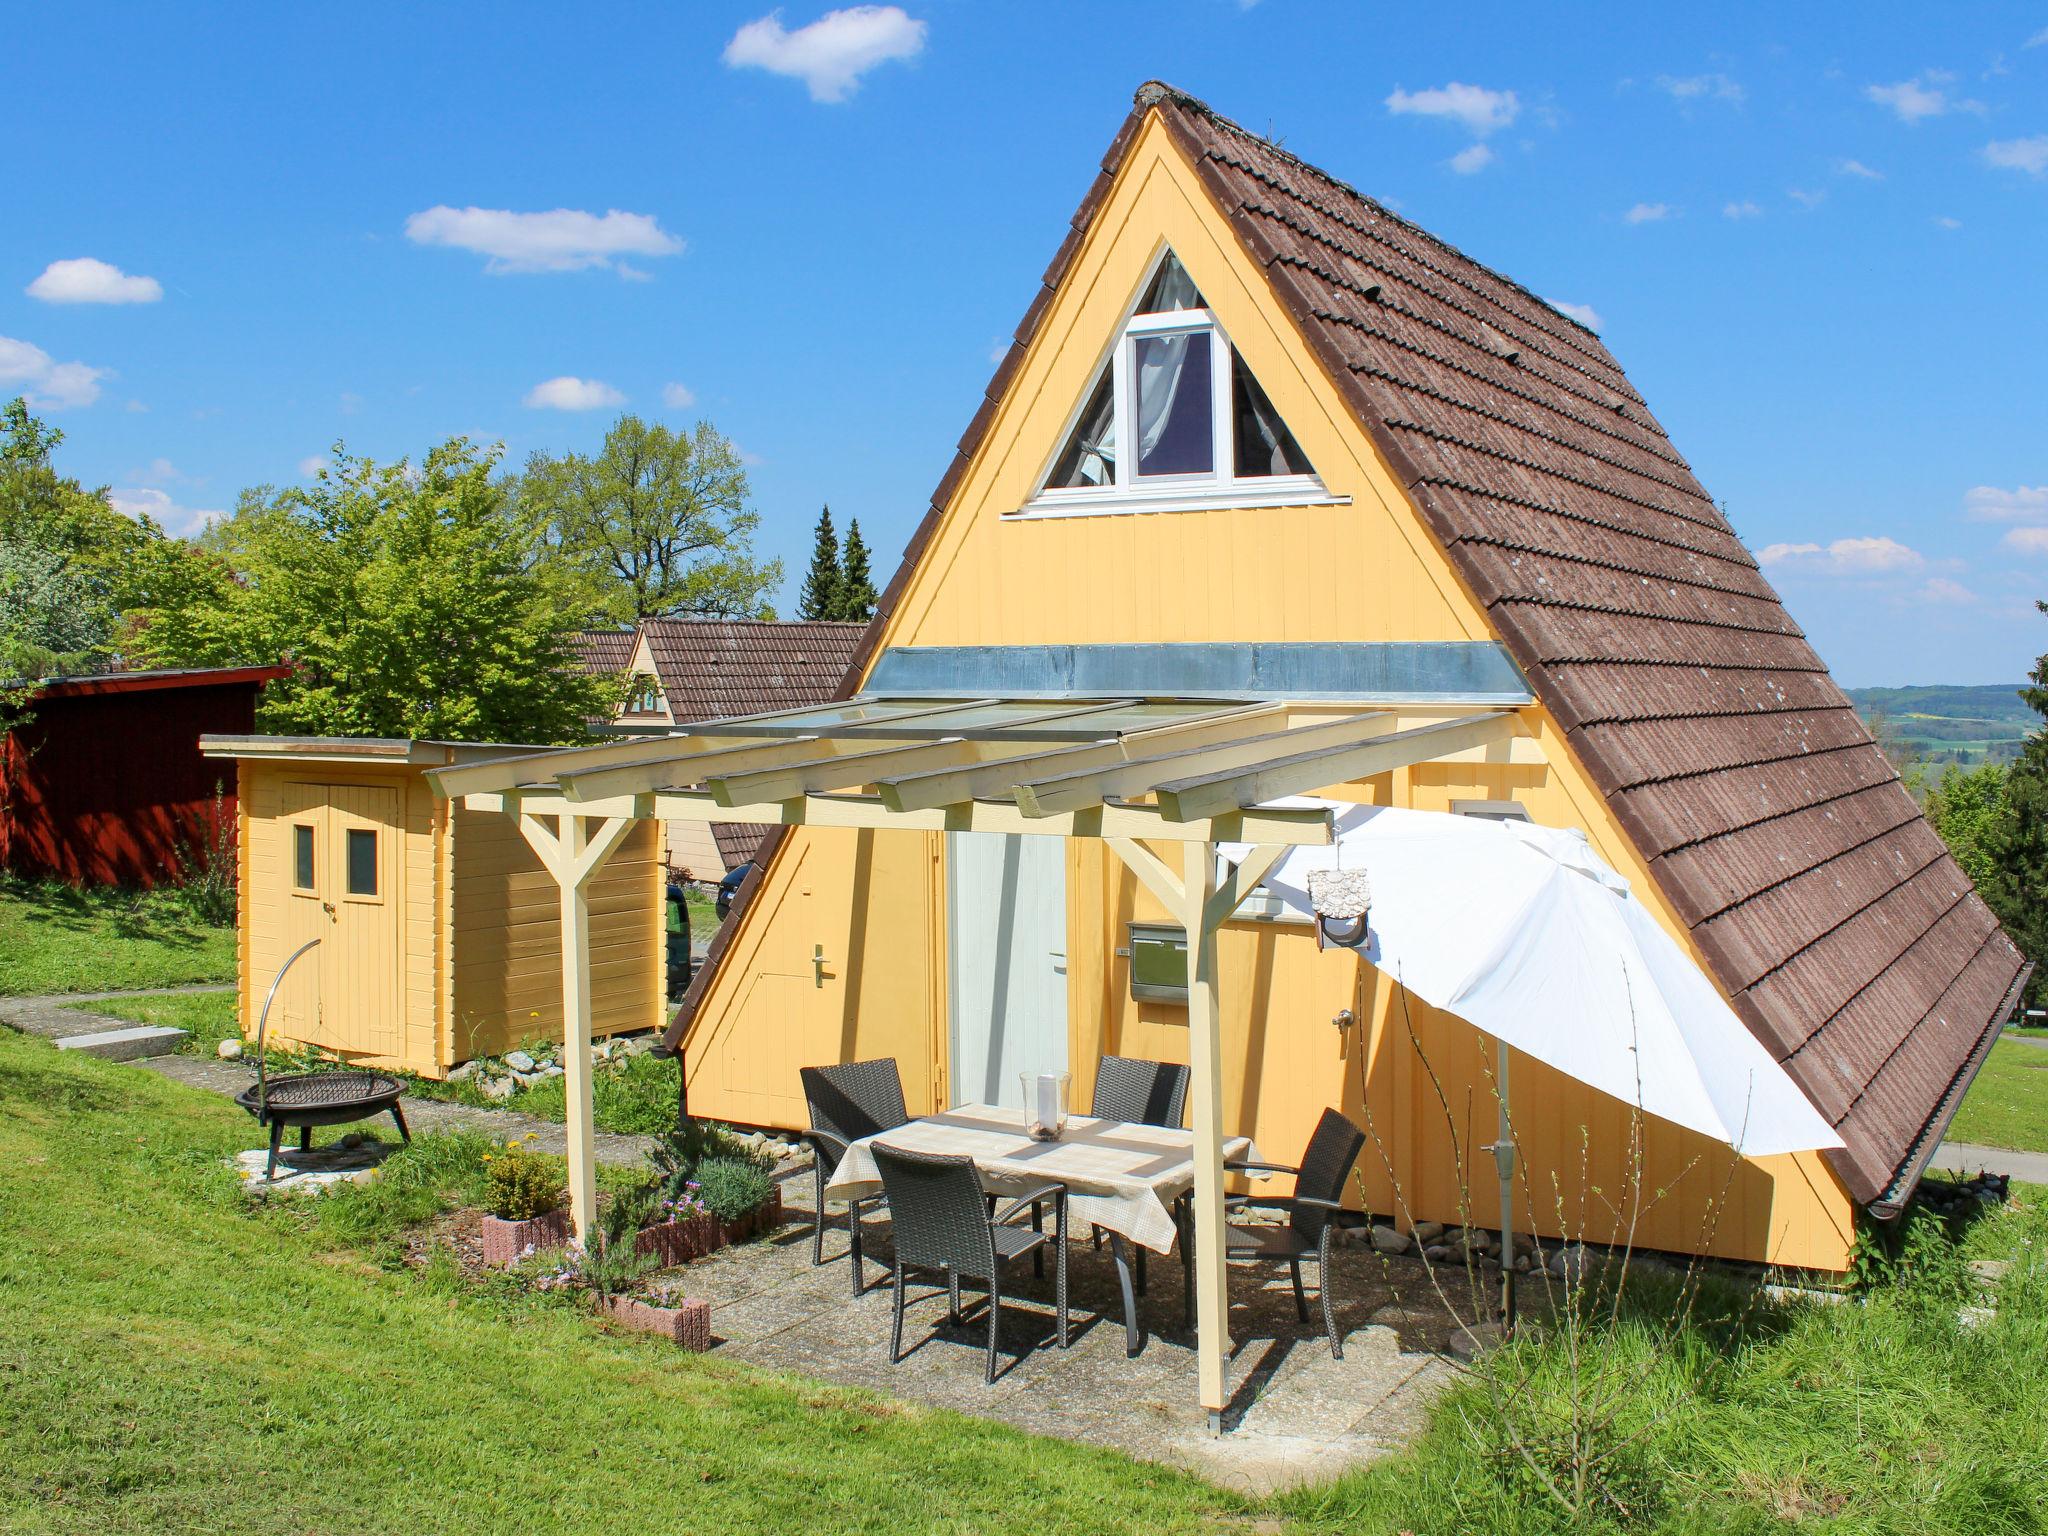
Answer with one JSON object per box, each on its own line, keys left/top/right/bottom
{"left": 1845, "top": 684, "right": 2035, "bottom": 767}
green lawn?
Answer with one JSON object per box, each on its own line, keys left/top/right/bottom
{"left": 0, "top": 1029, "right": 1248, "bottom": 1536}
{"left": 1949, "top": 1038, "right": 2048, "bottom": 1153}
{"left": 0, "top": 877, "right": 237, "bottom": 997}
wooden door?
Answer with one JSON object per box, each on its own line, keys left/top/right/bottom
{"left": 276, "top": 782, "right": 403, "bottom": 1059}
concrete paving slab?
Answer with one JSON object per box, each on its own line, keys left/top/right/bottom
{"left": 53, "top": 1024, "right": 188, "bottom": 1060}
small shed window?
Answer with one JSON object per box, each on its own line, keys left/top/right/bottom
{"left": 1127, "top": 922, "right": 1189, "bottom": 1004}
{"left": 345, "top": 829, "right": 378, "bottom": 896}
{"left": 1451, "top": 799, "right": 1532, "bottom": 824}
{"left": 292, "top": 824, "right": 315, "bottom": 890}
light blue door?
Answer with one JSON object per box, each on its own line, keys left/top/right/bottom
{"left": 946, "top": 833, "right": 1068, "bottom": 1109}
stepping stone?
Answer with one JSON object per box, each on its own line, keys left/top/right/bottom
{"left": 52, "top": 1025, "right": 188, "bottom": 1061}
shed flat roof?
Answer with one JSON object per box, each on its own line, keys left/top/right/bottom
{"left": 199, "top": 735, "right": 547, "bottom": 766}
{"left": 15, "top": 665, "right": 292, "bottom": 701}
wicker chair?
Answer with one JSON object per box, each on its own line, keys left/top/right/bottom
{"left": 1081, "top": 1056, "right": 1191, "bottom": 1291}
{"left": 800, "top": 1059, "right": 910, "bottom": 1295}
{"left": 872, "top": 1143, "right": 1069, "bottom": 1384}
{"left": 1091, "top": 1055, "right": 1190, "bottom": 1127}
{"left": 1223, "top": 1107, "right": 1366, "bottom": 1358}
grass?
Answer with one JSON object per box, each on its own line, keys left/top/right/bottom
{"left": 7, "top": 1024, "right": 2048, "bottom": 1536}
{"left": 1949, "top": 1038, "right": 2048, "bottom": 1154}
{"left": 0, "top": 876, "right": 236, "bottom": 997}
{"left": 0, "top": 1028, "right": 1249, "bottom": 1536}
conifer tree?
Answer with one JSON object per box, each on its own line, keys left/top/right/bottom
{"left": 837, "top": 518, "right": 877, "bottom": 622}
{"left": 797, "top": 505, "right": 841, "bottom": 621}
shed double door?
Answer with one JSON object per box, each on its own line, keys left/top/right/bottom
{"left": 279, "top": 782, "right": 402, "bottom": 1060}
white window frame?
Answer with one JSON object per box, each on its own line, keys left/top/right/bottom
{"left": 1013, "top": 248, "right": 1346, "bottom": 520}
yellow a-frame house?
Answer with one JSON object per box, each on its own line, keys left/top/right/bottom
{"left": 442, "top": 84, "right": 2024, "bottom": 1350}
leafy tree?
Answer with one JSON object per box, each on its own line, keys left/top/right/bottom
{"left": 797, "top": 505, "right": 841, "bottom": 621}
{"left": 1979, "top": 601, "right": 2048, "bottom": 1006}
{"left": 519, "top": 414, "right": 779, "bottom": 623}
{"left": 131, "top": 438, "right": 613, "bottom": 743}
{"left": 1923, "top": 760, "right": 2008, "bottom": 889}
{"left": 0, "top": 528, "right": 117, "bottom": 678}
{"left": 838, "top": 517, "right": 877, "bottom": 622}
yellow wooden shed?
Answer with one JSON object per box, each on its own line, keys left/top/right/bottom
{"left": 200, "top": 736, "right": 666, "bottom": 1078}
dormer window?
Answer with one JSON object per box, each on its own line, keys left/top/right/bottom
{"left": 1026, "top": 250, "right": 1333, "bottom": 516}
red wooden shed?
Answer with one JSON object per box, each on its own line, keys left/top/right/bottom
{"left": 1, "top": 665, "right": 290, "bottom": 888}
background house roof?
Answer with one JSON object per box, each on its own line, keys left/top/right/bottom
{"left": 569, "top": 629, "right": 639, "bottom": 677}
{"left": 839, "top": 82, "right": 2025, "bottom": 1211}
{"left": 641, "top": 618, "right": 865, "bottom": 725}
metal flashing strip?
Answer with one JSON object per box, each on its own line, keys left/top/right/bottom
{"left": 862, "top": 641, "right": 1534, "bottom": 704}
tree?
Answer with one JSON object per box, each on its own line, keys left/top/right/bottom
{"left": 797, "top": 505, "right": 841, "bottom": 621}
{"left": 519, "top": 415, "right": 780, "bottom": 623}
{"left": 838, "top": 517, "right": 877, "bottom": 622}
{"left": 0, "top": 528, "right": 117, "bottom": 678}
{"left": 1923, "top": 760, "right": 2008, "bottom": 889}
{"left": 131, "top": 438, "right": 613, "bottom": 743}
{"left": 1979, "top": 601, "right": 2048, "bottom": 1007}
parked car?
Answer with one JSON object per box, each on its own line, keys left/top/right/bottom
{"left": 665, "top": 882, "right": 692, "bottom": 998}
{"left": 716, "top": 861, "right": 753, "bottom": 919}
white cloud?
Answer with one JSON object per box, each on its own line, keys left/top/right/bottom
{"left": 1623, "top": 201, "right": 1672, "bottom": 224}
{"left": 1983, "top": 136, "right": 2048, "bottom": 176}
{"left": 298, "top": 455, "right": 329, "bottom": 478}
{"left": 0, "top": 334, "right": 107, "bottom": 409}
{"left": 1964, "top": 484, "right": 2048, "bottom": 521}
{"left": 1756, "top": 535, "right": 1924, "bottom": 574}
{"left": 660, "top": 382, "right": 697, "bottom": 410}
{"left": 1864, "top": 75, "right": 1984, "bottom": 123}
{"left": 2000, "top": 527, "right": 2048, "bottom": 557}
{"left": 723, "top": 6, "right": 927, "bottom": 103}
{"left": 1787, "top": 187, "right": 1827, "bottom": 209}
{"left": 1723, "top": 199, "right": 1763, "bottom": 219}
{"left": 1935, "top": 215, "right": 1963, "bottom": 229}
{"left": 1384, "top": 82, "right": 1520, "bottom": 137}
{"left": 1912, "top": 576, "right": 1978, "bottom": 604}
{"left": 403, "top": 206, "right": 683, "bottom": 275}
{"left": 1448, "top": 143, "right": 1495, "bottom": 174}
{"left": 1548, "top": 299, "right": 1602, "bottom": 331}
{"left": 108, "top": 486, "right": 226, "bottom": 538}
{"left": 2025, "top": 26, "right": 2048, "bottom": 48}
{"left": 26, "top": 257, "right": 163, "bottom": 305}
{"left": 1656, "top": 72, "right": 1743, "bottom": 104}
{"left": 1837, "top": 158, "right": 1883, "bottom": 179}
{"left": 523, "top": 376, "right": 625, "bottom": 411}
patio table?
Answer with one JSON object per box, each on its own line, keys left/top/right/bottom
{"left": 825, "top": 1103, "right": 1259, "bottom": 1354}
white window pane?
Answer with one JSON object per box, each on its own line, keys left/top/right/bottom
{"left": 1136, "top": 331, "right": 1214, "bottom": 476}
{"left": 1047, "top": 368, "right": 1118, "bottom": 488}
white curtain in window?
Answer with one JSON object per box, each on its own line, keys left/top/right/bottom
{"left": 1136, "top": 333, "right": 1193, "bottom": 466}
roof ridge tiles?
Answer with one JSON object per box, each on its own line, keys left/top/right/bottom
{"left": 1140, "top": 81, "right": 1609, "bottom": 344}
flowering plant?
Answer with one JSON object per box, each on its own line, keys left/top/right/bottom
{"left": 480, "top": 1133, "right": 564, "bottom": 1222}
{"left": 657, "top": 1182, "right": 707, "bottom": 1221}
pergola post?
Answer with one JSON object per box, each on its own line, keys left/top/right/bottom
{"left": 518, "top": 811, "right": 637, "bottom": 1246}
{"left": 1180, "top": 839, "right": 1230, "bottom": 1432}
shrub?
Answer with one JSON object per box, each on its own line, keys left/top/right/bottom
{"left": 694, "top": 1156, "right": 771, "bottom": 1223}
{"left": 481, "top": 1134, "right": 564, "bottom": 1222}
{"left": 647, "top": 1116, "right": 763, "bottom": 1206}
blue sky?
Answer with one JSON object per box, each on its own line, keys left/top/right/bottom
{"left": 4, "top": 2, "right": 2045, "bottom": 687}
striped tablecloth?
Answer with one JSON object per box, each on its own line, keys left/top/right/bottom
{"left": 824, "top": 1103, "right": 1259, "bottom": 1254}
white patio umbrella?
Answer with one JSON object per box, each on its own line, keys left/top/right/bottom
{"left": 1222, "top": 802, "right": 1841, "bottom": 1318}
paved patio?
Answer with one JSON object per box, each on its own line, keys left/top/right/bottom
{"left": 689, "top": 1171, "right": 1469, "bottom": 1495}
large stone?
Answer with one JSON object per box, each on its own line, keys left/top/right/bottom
{"left": 53, "top": 1025, "right": 187, "bottom": 1061}
{"left": 216, "top": 1037, "right": 244, "bottom": 1060}
{"left": 480, "top": 1075, "right": 519, "bottom": 1102}
{"left": 504, "top": 1050, "right": 537, "bottom": 1073}
{"left": 1370, "top": 1225, "right": 1413, "bottom": 1256}
{"left": 1412, "top": 1221, "right": 1445, "bottom": 1243}
{"left": 446, "top": 1060, "right": 477, "bottom": 1083}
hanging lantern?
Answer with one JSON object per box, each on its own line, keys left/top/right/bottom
{"left": 1306, "top": 865, "right": 1370, "bottom": 951}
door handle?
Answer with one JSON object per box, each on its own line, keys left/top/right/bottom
{"left": 813, "top": 944, "right": 828, "bottom": 988}
{"left": 322, "top": 901, "right": 336, "bottom": 917}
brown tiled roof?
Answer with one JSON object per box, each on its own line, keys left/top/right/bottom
{"left": 675, "top": 86, "right": 2028, "bottom": 1212}
{"left": 569, "top": 629, "right": 639, "bottom": 676}
{"left": 1143, "top": 83, "right": 2027, "bottom": 1209}
{"left": 640, "top": 619, "right": 865, "bottom": 726}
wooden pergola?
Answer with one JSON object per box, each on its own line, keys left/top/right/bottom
{"left": 427, "top": 691, "right": 1529, "bottom": 1424}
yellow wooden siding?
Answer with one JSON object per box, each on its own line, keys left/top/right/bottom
{"left": 676, "top": 112, "right": 1858, "bottom": 1269}
{"left": 682, "top": 826, "right": 942, "bottom": 1130}
{"left": 446, "top": 807, "right": 662, "bottom": 1061}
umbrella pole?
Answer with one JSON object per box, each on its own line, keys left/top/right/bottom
{"left": 1493, "top": 1038, "right": 1517, "bottom": 1335}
